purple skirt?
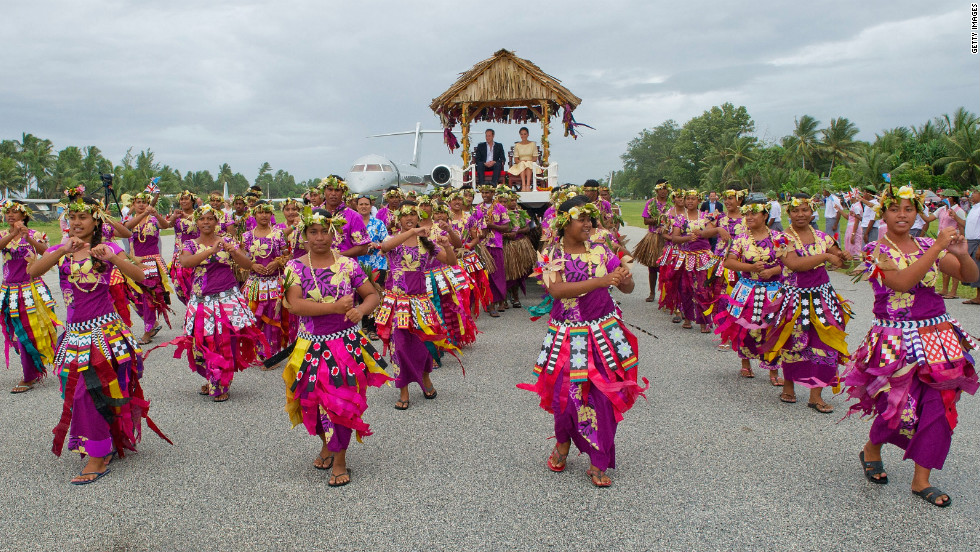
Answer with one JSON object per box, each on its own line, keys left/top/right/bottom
{"left": 869, "top": 378, "right": 952, "bottom": 470}
{"left": 487, "top": 246, "right": 506, "bottom": 303}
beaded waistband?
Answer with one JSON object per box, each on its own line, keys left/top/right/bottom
{"left": 780, "top": 281, "right": 833, "bottom": 294}
{"left": 67, "top": 313, "right": 119, "bottom": 332}
{"left": 872, "top": 314, "right": 952, "bottom": 329}
{"left": 551, "top": 312, "right": 618, "bottom": 330}
{"left": 298, "top": 327, "right": 361, "bottom": 342}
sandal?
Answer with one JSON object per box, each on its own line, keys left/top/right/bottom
{"left": 328, "top": 469, "right": 351, "bottom": 487}
{"left": 423, "top": 387, "right": 437, "bottom": 400}
{"left": 740, "top": 367, "right": 755, "bottom": 378}
{"left": 585, "top": 467, "right": 611, "bottom": 488}
{"left": 488, "top": 309, "right": 500, "bottom": 318}
{"left": 769, "top": 375, "right": 784, "bottom": 387}
{"left": 779, "top": 392, "right": 797, "bottom": 404}
{"left": 213, "top": 393, "right": 229, "bottom": 403}
{"left": 313, "top": 453, "right": 334, "bottom": 471}
{"left": 671, "top": 316, "right": 682, "bottom": 324}
{"left": 511, "top": 300, "right": 523, "bottom": 308}
{"left": 547, "top": 445, "right": 568, "bottom": 473}
{"left": 681, "top": 322, "right": 693, "bottom": 329}
{"left": 912, "top": 486, "right": 951, "bottom": 508}
{"left": 10, "top": 381, "right": 35, "bottom": 394}
{"left": 70, "top": 468, "right": 111, "bottom": 486}
{"left": 645, "top": 295, "right": 655, "bottom": 303}
{"left": 808, "top": 402, "right": 834, "bottom": 414}
{"left": 367, "top": 331, "right": 380, "bottom": 341}
{"left": 859, "top": 450, "right": 888, "bottom": 484}
{"left": 394, "top": 399, "right": 410, "bottom": 410}
{"left": 150, "top": 325, "right": 162, "bottom": 338}
{"left": 198, "top": 384, "right": 210, "bottom": 396}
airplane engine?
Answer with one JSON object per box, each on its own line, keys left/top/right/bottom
{"left": 431, "top": 164, "right": 452, "bottom": 186}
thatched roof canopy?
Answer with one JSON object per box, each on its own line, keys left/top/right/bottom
{"left": 429, "top": 49, "right": 581, "bottom": 124}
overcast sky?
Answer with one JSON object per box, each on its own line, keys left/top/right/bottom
{"left": 2, "top": 1, "right": 977, "bottom": 185}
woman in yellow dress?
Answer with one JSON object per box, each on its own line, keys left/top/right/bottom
{"left": 507, "top": 127, "right": 541, "bottom": 192}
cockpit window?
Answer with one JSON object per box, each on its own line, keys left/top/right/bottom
{"left": 366, "top": 164, "right": 383, "bottom": 172}
{"left": 381, "top": 164, "right": 394, "bottom": 172}
{"left": 349, "top": 165, "right": 366, "bottom": 172}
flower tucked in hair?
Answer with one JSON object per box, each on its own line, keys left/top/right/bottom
{"left": 67, "top": 198, "right": 109, "bottom": 221}
{"left": 193, "top": 204, "right": 223, "bottom": 221}
{"left": 877, "top": 184, "right": 924, "bottom": 215}
{"left": 1, "top": 200, "right": 32, "bottom": 218}
{"left": 320, "top": 175, "right": 348, "bottom": 192}
{"left": 395, "top": 204, "right": 428, "bottom": 219}
{"left": 740, "top": 202, "right": 770, "bottom": 215}
{"left": 552, "top": 202, "right": 600, "bottom": 230}
{"left": 63, "top": 185, "right": 86, "bottom": 198}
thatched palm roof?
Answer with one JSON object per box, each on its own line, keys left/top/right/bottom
{"left": 429, "top": 49, "right": 581, "bottom": 122}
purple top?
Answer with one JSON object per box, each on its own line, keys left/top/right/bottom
{"left": 641, "top": 198, "right": 669, "bottom": 233}
{"left": 244, "top": 215, "right": 276, "bottom": 232}
{"left": 242, "top": 227, "right": 287, "bottom": 273}
{"left": 330, "top": 206, "right": 370, "bottom": 254}
{"left": 284, "top": 256, "right": 367, "bottom": 334}
{"left": 778, "top": 229, "right": 834, "bottom": 287}
{"left": 715, "top": 214, "right": 744, "bottom": 255}
{"left": 729, "top": 231, "right": 784, "bottom": 282}
{"left": 183, "top": 237, "right": 240, "bottom": 295}
{"left": 385, "top": 242, "right": 442, "bottom": 295}
{"left": 672, "top": 210, "right": 711, "bottom": 252}
{"left": 376, "top": 206, "right": 395, "bottom": 229}
{"left": 1, "top": 229, "right": 49, "bottom": 284}
{"left": 130, "top": 215, "right": 162, "bottom": 257}
{"left": 545, "top": 241, "right": 621, "bottom": 323}
{"left": 173, "top": 216, "right": 200, "bottom": 249}
{"left": 55, "top": 242, "right": 125, "bottom": 323}
{"left": 469, "top": 202, "right": 510, "bottom": 249}
{"left": 865, "top": 237, "right": 947, "bottom": 320}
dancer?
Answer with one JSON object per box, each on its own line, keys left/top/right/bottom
{"left": 662, "top": 190, "right": 714, "bottom": 331}
{"left": 502, "top": 192, "right": 535, "bottom": 308}
{"left": 169, "top": 206, "right": 269, "bottom": 402}
{"left": 124, "top": 192, "right": 173, "bottom": 344}
{"left": 29, "top": 197, "right": 170, "bottom": 484}
{"left": 701, "top": 190, "right": 745, "bottom": 347}
{"left": 450, "top": 192, "right": 492, "bottom": 318}
{"left": 376, "top": 187, "right": 402, "bottom": 231}
{"left": 242, "top": 201, "right": 290, "bottom": 361}
{"left": 844, "top": 193, "right": 865, "bottom": 259}
{"left": 426, "top": 202, "right": 476, "bottom": 347}
{"left": 280, "top": 197, "right": 305, "bottom": 259}
{"left": 470, "top": 184, "right": 510, "bottom": 316}
{"left": 518, "top": 196, "right": 645, "bottom": 487}
{"left": 168, "top": 190, "right": 199, "bottom": 305}
{"left": 1, "top": 201, "right": 59, "bottom": 393}
{"left": 632, "top": 180, "right": 671, "bottom": 302}
{"left": 844, "top": 185, "right": 979, "bottom": 507}
{"left": 763, "top": 196, "right": 851, "bottom": 412}
{"left": 282, "top": 210, "right": 391, "bottom": 486}
{"left": 714, "top": 201, "right": 785, "bottom": 384}
{"left": 375, "top": 204, "right": 458, "bottom": 410}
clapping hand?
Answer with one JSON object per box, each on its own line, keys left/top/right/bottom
{"left": 91, "top": 244, "right": 115, "bottom": 261}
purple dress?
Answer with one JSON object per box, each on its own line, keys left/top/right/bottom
{"left": 281, "top": 257, "right": 390, "bottom": 449}
{"left": 129, "top": 215, "right": 173, "bottom": 333}
{"left": 330, "top": 206, "right": 370, "bottom": 256}
{"left": 844, "top": 238, "right": 979, "bottom": 469}
{"left": 242, "top": 227, "right": 289, "bottom": 353}
{"left": 169, "top": 215, "right": 199, "bottom": 305}
{"left": 0, "top": 228, "right": 59, "bottom": 382}
{"left": 519, "top": 241, "right": 645, "bottom": 471}
{"left": 51, "top": 242, "right": 169, "bottom": 458}
{"left": 469, "top": 202, "right": 510, "bottom": 303}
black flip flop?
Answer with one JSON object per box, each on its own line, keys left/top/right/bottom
{"left": 913, "top": 486, "right": 951, "bottom": 508}
{"left": 859, "top": 451, "right": 888, "bottom": 484}
{"left": 394, "top": 399, "right": 410, "bottom": 410}
{"left": 314, "top": 454, "right": 334, "bottom": 471}
{"left": 71, "top": 468, "right": 111, "bottom": 486}
{"left": 423, "top": 388, "right": 437, "bottom": 400}
{"left": 328, "top": 468, "right": 351, "bottom": 487}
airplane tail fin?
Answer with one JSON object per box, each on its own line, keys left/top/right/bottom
{"left": 369, "top": 122, "right": 443, "bottom": 168}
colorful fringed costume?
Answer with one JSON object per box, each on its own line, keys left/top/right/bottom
{"left": 843, "top": 238, "right": 978, "bottom": 469}
{"left": 762, "top": 230, "right": 852, "bottom": 388}
{"left": 451, "top": 215, "right": 492, "bottom": 317}
{"left": 374, "top": 242, "right": 459, "bottom": 388}
{"left": 658, "top": 211, "right": 713, "bottom": 326}
{"left": 469, "top": 201, "right": 510, "bottom": 304}
{"left": 0, "top": 228, "right": 60, "bottom": 383}
{"left": 704, "top": 214, "right": 744, "bottom": 318}
{"left": 423, "top": 226, "right": 477, "bottom": 347}
{"left": 242, "top": 227, "right": 290, "bottom": 355}
{"left": 165, "top": 237, "right": 271, "bottom": 398}
{"left": 129, "top": 216, "right": 174, "bottom": 334}
{"left": 714, "top": 231, "right": 784, "bottom": 367}
{"left": 169, "top": 215, "right": 199, "bottom": 305}
{"left": 282, "top": 257, "right": 391, "bottom": 449}
{"left": 102, "top": 224, "right": 137, "bottom": 327}
{"left": 519, "top": 241, "right": 647, "bottom": 471}
{"left": 51, "top": 242, "right": 170, "bottom": 458}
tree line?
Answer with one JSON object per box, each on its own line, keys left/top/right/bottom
{"left": 0, "top": 134, "right": 315, "bottom": 201}
{"left": 614, "top": 103, "right": 980, "bottom": 199}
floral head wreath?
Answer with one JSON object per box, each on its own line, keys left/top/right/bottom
{"left": 495, "top": 185, "right": 511, "bottom": 196}
{"left": 477, "top": 184, "right": 496, "bottom": 193}
{"left": 232, "top": 195, "right": 247, "bottom": 204}
{"left": 431, "top": 202, "right": 450, "bottom": 215}
{"left": 193, "top": 204, "right": 223, "bottom": 221}
{"left": 416, "top": 195, "right": 433, "bottom": 206}
{"left": 251, "top": 202, "right": 275, "bottom": 215}
{"left": 553, "top": 202, "right": 600, "bottom": 230}
{"left": 654, "top": 181, "right": 671, "bottom": 191}
{"left": 384, "top": 188, "right": 402, "bottom": 200}
{"left": 447, "top": 191, "right": 465, "bottom": 202}
{"left": 684, "top": 189, "right": 701, "bottom": 199}
{"left": 67, "top": 198, "right": 109, "bottom": 221}
{"left": 63, "top": 184, "right": 86, "bottom": 199}
{"left": 208, "top": 191, "right": 223, "bottom": 199}
{"left": 2, "top": 200, "right": 32, "bottom": 219}
{"left": 300, "top": 209, "right": 346, "bottom": 234}
{"left": 740, "top": 202, "right": 771, "bottom": 215}
{"left": 395, "top": 204, "right": 428, "bottom": 220}
{"left": 133, "top": 192, "right": 154, "bottom": 203}
{"left": 877, "top": 184, "right": 924, "bottom": 215}
{"left": 787, "top": 196, "right": 819, "bottom": 212}
{"left": 282, "top": 197, "right": 302, "bottom": 211}
{"left": 722, "top": 189, "right": 745, "bottom": 200}
{"left": 178, "top": 190, "right": 198, "bottom": 202}
{"left": 320, "top": 176, "right": 348, "bottom": 192}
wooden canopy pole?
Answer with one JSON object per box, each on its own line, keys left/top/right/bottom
{"left": 541, "top": 101, "right": 550, "bottom": 167}
{"left": 461, "top": 103, "right": 471, "bottom": 169}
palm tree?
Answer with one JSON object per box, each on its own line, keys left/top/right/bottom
{"left": 18, "top": 133, "right": 55, "bottom": 195}
{"left": 820, "top": 117, "right": 860, "bottom": 176}
{"left": 721, "top": 136, "right": 757, "bottom": 185}
{"left": 0, "top": 157, "right": 26, "bottom": 199}
{"left": 940, "top": 107, "right": 979, "bottom": 136}
{"left": 935, "top": 123, "right": 980, "bottom": 189}
{"left": 785, "top": 115, "right": 821, "bottom": 170}
{"left": 851, "top": 145, "right": 908, "bottom": 188}
{"left": 216, "top": 163, "right": 234, "bottom": 197}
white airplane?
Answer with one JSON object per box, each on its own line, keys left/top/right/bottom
{"left": 344, "top": 122, "right": 452, "bottom": 197}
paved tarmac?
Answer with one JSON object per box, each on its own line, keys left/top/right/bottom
{"left": 3, "top": 229, "right": 980, "bottom": 551}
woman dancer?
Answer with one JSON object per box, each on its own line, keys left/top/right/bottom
{"left": 714, "top": 201, "right": 785, "bottom": 384}
{"left": 169, "top": 206, "right": 269, "bottom": 402}
{"left": 450, "top": 192, "right": 492, "bottom": 318}
{"left": 241, "top": 201, "right": 290, "bottom": 361}
{"left": 763, "top": 196, "right": 851, "bottom": 411}
{"left": 375, "top": 204, "right": 458, "bottom": 409}
{"left": 632, "top": 180, "right": 671, "bottom": 302}
{"left": 518, "top": 197, "right": 645, "bottom": 487}
{"left": 168, "top": 190, "right": 199, "bottom": 305}
{"left": 426, "top": 202, "right": 476, "bottom": 347}
{"left": 470, "top": 184, "right": 510, "bottom": 316}
{"left": 502, "top": 192, "right": 535, "bottom": 308}
{"left": 844, "top": 186, "right": 978, "bottom": 507}
{"left": 280, "top": 198, "right": 305, "bottom": 259}
{"left": 1, "top": 201, "right": 59, "bottom": 393}
{"left": 124, "top": 193, "right": 174, "bottom": 344}
{"left": 282, "top": 210, "right": 390, "bottom": 486}
{"left": 29, "top": 197, "right": 170, "bottom": 484}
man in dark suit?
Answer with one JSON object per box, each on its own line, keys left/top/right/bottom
{"left": 699, "top": 191, "right": 722, "bottom": 214}
{"left": 475, "top": 128, "right": 506, "bottom": 187}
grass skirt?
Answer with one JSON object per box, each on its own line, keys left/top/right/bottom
{"left": 52, "top": 313, "right": 171, "bottom": 457}
{"left": 631, "top": 232, "right": 663, "bottom": 267}
{"left": 714, "top": 277, "right": 781, "bottom": 362}
{"left": 503, "top": 237, "right": 536, "bottom": 281}
{"left": 243, "top": 272, "right": 290, "bottom": 354}
{"left": 0, "top": 279, "right": 60, "bottom": 379}
{"left": 424, "top": 265, "right": 478, "bottom": 347}
{"left": 843, "top": 314, "right": 978, "bottom": 435}
{"left": 474, "top": 243, "right": 497, "bottom": 274}
{"left": 283, "top": 328, "right": 391, "bottom": 445}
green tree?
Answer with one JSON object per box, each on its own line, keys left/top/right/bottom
{"left": 17, "top": 133, "right": 55, "bottom": 195}
{"left": 671, "top": 103, "right": 755, "bottom": 190}
{"left": 820, "top": 117, "right": 860, "bottom": 176}
{"left": 620, "top": 120, "right": 680, "bottom": 198}
{"left": 784, "top": 115, "right": 821, "bottom": 170}
{"left": 935, "top": 123, "right": 980, "bottom": 190}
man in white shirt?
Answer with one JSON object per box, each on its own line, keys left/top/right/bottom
{"left": 910, "top": 205, "right": 936, "bottom": 238}
{"left": 822, "top": 189, "right": 844, "bottom": 238}
{"left": 767, "top": 193, "right": 782, "bottom": 231}
{"left": 859, "top": 187, "right": 879, "bottom": 242}
{"left": 964, "top": 187, "right": 980, "bottom": 304}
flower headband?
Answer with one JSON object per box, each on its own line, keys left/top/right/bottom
{"left": 787, "top": 196, "right": 819, "bottom": 212}
{"left": 478, "top": 184, "right": 496, "bottom": 193}
{"left": 877, "top": 184, "right": 925, "bottom": 215}
{"left": 384, "top": 188, "right": 402, "bottom": 200}
{"left": 233, "top": 195, "right": 247, "bottom": 204}
{"left": 417, "top": 195, "right": 433, "bottom": 206}
{"left": 722, "top": 190, "right": 745, "bottom": 200}
{"left": 447, "top": 191, "right": 465, "bottom": 202}
{"left": 654, "top": 181, "right": 671, "bottom": 191}
{"left": 67, "top": 198, "right": 108, "bottom": 221}
{"left": 320, "top": 176, "right": 348, "bottom": 192}
{"left": 740, "top": 202, "right": 770, "bottom": 215}
{"left": 431, "top": 202, "right": 450, "bottom": 215}
{"left": 251, "top": 202, "right": 275, "bottom": 214}
{"left": 282, "top": 198, "right": 302, "bottom": 211}
{"left": 193, "top": 204, "right": 223, "bottom": 221}
{"left": 395, "top": 204, "right": 429, "bottom": 219}
{"left": 301, "top": 211, "right": 346, "bottom": 232}
{"left": 64, "top": 185, "right": 86, "bottom": 198}
{"left": 133, "top": 192, "right": 154, "bottom": 202}
{"left": 684, "top": 189, "right": 701, "bottom": 199}
{"left": 208, "top": 192, "right": 223, "bottom": 200}
{"left": 553, "top": 202, "right": 600, "bottom": 230}
{"left": 178, "top": 190, "right": 198, "bottom": 201}
{"left": 2, "top": 200, "right": 32, "bottom": 218}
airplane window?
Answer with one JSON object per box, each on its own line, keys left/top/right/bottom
{"left": 382, "top": 164, "right": 394, "bottom": 172}
{"left": 366, "top": 164, "right": 383, "bottom": 172}
{"left": 350, "top": 165, "right": 366, "bottom": 172}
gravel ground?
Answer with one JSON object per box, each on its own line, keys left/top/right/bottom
{"left": 3, "top": 229, "right": 980, "bottom": 552}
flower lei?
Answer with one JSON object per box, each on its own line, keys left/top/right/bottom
{"left": 552, "top": 202, "right": 600, "bottom": 230}
{"left": 876, "top": 184, "right": 924, "bottom": 215}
